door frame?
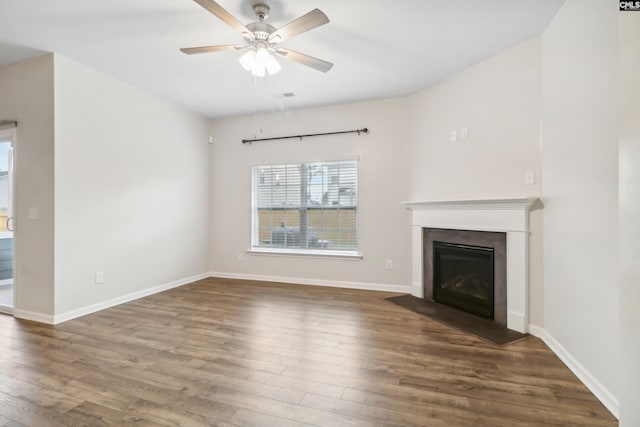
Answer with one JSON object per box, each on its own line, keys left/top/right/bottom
{"left": 0, "top": 126, "right": 16, "bottom": 315}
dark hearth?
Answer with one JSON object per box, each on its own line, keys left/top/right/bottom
{"left": 385, "top": 294, "right": 527, "bottom": 345}
{"left": 433, "top": 241, "right": 494, "bottom": 320}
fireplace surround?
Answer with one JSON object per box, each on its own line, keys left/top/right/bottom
{"left": 403, "top": 198, "right": 537, "bottom": 333}
{"left": 425, "top": 229, "right": 507, "bottom": 326}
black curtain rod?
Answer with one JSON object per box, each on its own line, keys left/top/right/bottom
{"left": 242, "top": 127, "right": 368, "bottom": 144}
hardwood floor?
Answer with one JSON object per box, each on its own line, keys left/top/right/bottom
{"left": 0, "top": 278, "right": 617, "bottom": 426}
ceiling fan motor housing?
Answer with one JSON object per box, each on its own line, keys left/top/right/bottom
{"left": 253, "top": 3, "right": 270, "bottom": 21}
{"left": 246, "top": 22, "right": 276, "bottom": 41}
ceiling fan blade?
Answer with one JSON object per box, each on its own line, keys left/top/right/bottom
{"left": 278, "top": 48, "right": 333, "bottom": 73}
{"left": 193, "top": 0, "right": 249, "bottom": 35}
{"left": 268, "top": 9, "right": 329, "bottom": 43}
{"left": 180, "top": 45, "right": 241, "bottom": 55}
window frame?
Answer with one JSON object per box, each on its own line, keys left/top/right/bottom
{"left": 250, "top": 159, "right": 360, "bottom": 258}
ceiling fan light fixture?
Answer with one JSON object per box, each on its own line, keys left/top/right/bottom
{"left": 239, "top": 49, "right": 256, "bottom": 71}
{"left": 252, "top": 47, "right": 270, "bottom": 77}
{"left": 241, "top": 46, "right": 281, "bottom": 77}
{"left": 251, "top": 62, "right": 266, "bottom": 77}
{"left": 255, "top": 47, "right": 269, "bottom": 63}
{"left": 265, "top": 54, "right": 282, "bottom": 75}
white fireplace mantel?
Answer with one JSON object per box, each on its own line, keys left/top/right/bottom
{"left": 402, "top": 198, "right": 539, "bottom": 333}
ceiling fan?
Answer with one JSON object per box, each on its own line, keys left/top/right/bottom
{"left": 181, "top": 0, "right": 333, "bottom": 77}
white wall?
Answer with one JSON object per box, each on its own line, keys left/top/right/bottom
{"left": 53, "top": 55, "right": 211, "bottom": 316}
{"left": 406, "top": 37, "right": 545, "bottom": 326}
{"left": 0, "top": 55, "right": 55, "bottom": 317}
{"left": 541, "top": 0, "right": 619, "bottom": 415}
{"left": 210, "top": 99, "right": 411, "bottom": 290}
{"left": 619, "top": 11, "right": 640, "bottom": 427}
{"left": 407, "top": 37, "right": 542, "bottom": 201}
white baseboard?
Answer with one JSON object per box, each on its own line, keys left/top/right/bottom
{"left": 210, "top": 271, "right": 411, "bottom": 294}
{"left": 411, "top": 281, "right": 424, "bottom": 297}
{"left": 507, "top": 311, "right": 527, "bottom": 334}
{"left": 51, "top": 272, "right": 211, "bottom": 325}
{"left": 528, "top": 324, "right": 619, "bottom": 419}
{"left": 528, "top": 324, "right": 546, "bottom": 339}
{"left": 14, "top": 309, "right": 55, "bottom": 324}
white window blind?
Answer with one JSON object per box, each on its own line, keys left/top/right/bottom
{"left": 251, "top": 160, "right": 358, "bottom": 254}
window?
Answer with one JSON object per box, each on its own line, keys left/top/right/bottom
{"left": 251, "top": 160, "right": 358, "bottom": 255}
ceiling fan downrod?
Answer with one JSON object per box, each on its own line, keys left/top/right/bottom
{"left": 252, "top": 3, "right": 270, "bottom": 21}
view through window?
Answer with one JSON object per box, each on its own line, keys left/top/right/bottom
{"left": 251, "top": 160, "right": 358, "bottom": 254}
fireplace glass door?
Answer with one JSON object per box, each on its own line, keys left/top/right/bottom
{"left": 433, "top": 241, "right": 494, "bottom": 319}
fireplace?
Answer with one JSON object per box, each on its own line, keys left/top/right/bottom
{"left": 403, "top": 198, "right": 538, "bottom": 333}
{"left": 433, "top": 241, "right": 494, "bottom": 320}
{"left": 424, "top": 228, "right": 507, "bottom": 326}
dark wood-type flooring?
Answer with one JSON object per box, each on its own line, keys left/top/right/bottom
{"left": 0, "top": 278, "right": 617, "bottom": 426}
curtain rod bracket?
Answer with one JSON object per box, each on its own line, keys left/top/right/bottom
{"left": 0, "top": 120, "right": 18, "bottom": 130}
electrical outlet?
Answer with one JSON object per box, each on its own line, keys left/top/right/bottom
{"left": 450, "top": 130, "right": 457, "bottom": 142}
{"left": 460, "top": 127, "right": 468, "bottom": 139}
{"left": 95, "top": 271, "right": 104, "bottom": 285}
{"left": 238, "top": 253, "right": 244, "bottom": 262}
{"left": 385, "top": 260, "right": 393, "bottom": 270}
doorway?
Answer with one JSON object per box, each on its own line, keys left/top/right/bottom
{"left": 0, "top": 128, "right": 14, "bottom": 314}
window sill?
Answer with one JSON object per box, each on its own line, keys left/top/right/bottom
{"left": 247, "top": 248, "right": 363, "bottom": 260}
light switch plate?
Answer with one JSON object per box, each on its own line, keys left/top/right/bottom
{"left": 524, "top": 170, "right": 536, "bottom": 185}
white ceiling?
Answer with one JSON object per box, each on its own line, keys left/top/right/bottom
{"left": 0, "top": 0, "right": 563, "bottom": 118}
{"left": 0, "top": 41, "right": 46, "bottom": 68}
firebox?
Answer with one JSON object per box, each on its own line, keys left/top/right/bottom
{"left": 433, "top": 241, "right": 495, "bottom": 320}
